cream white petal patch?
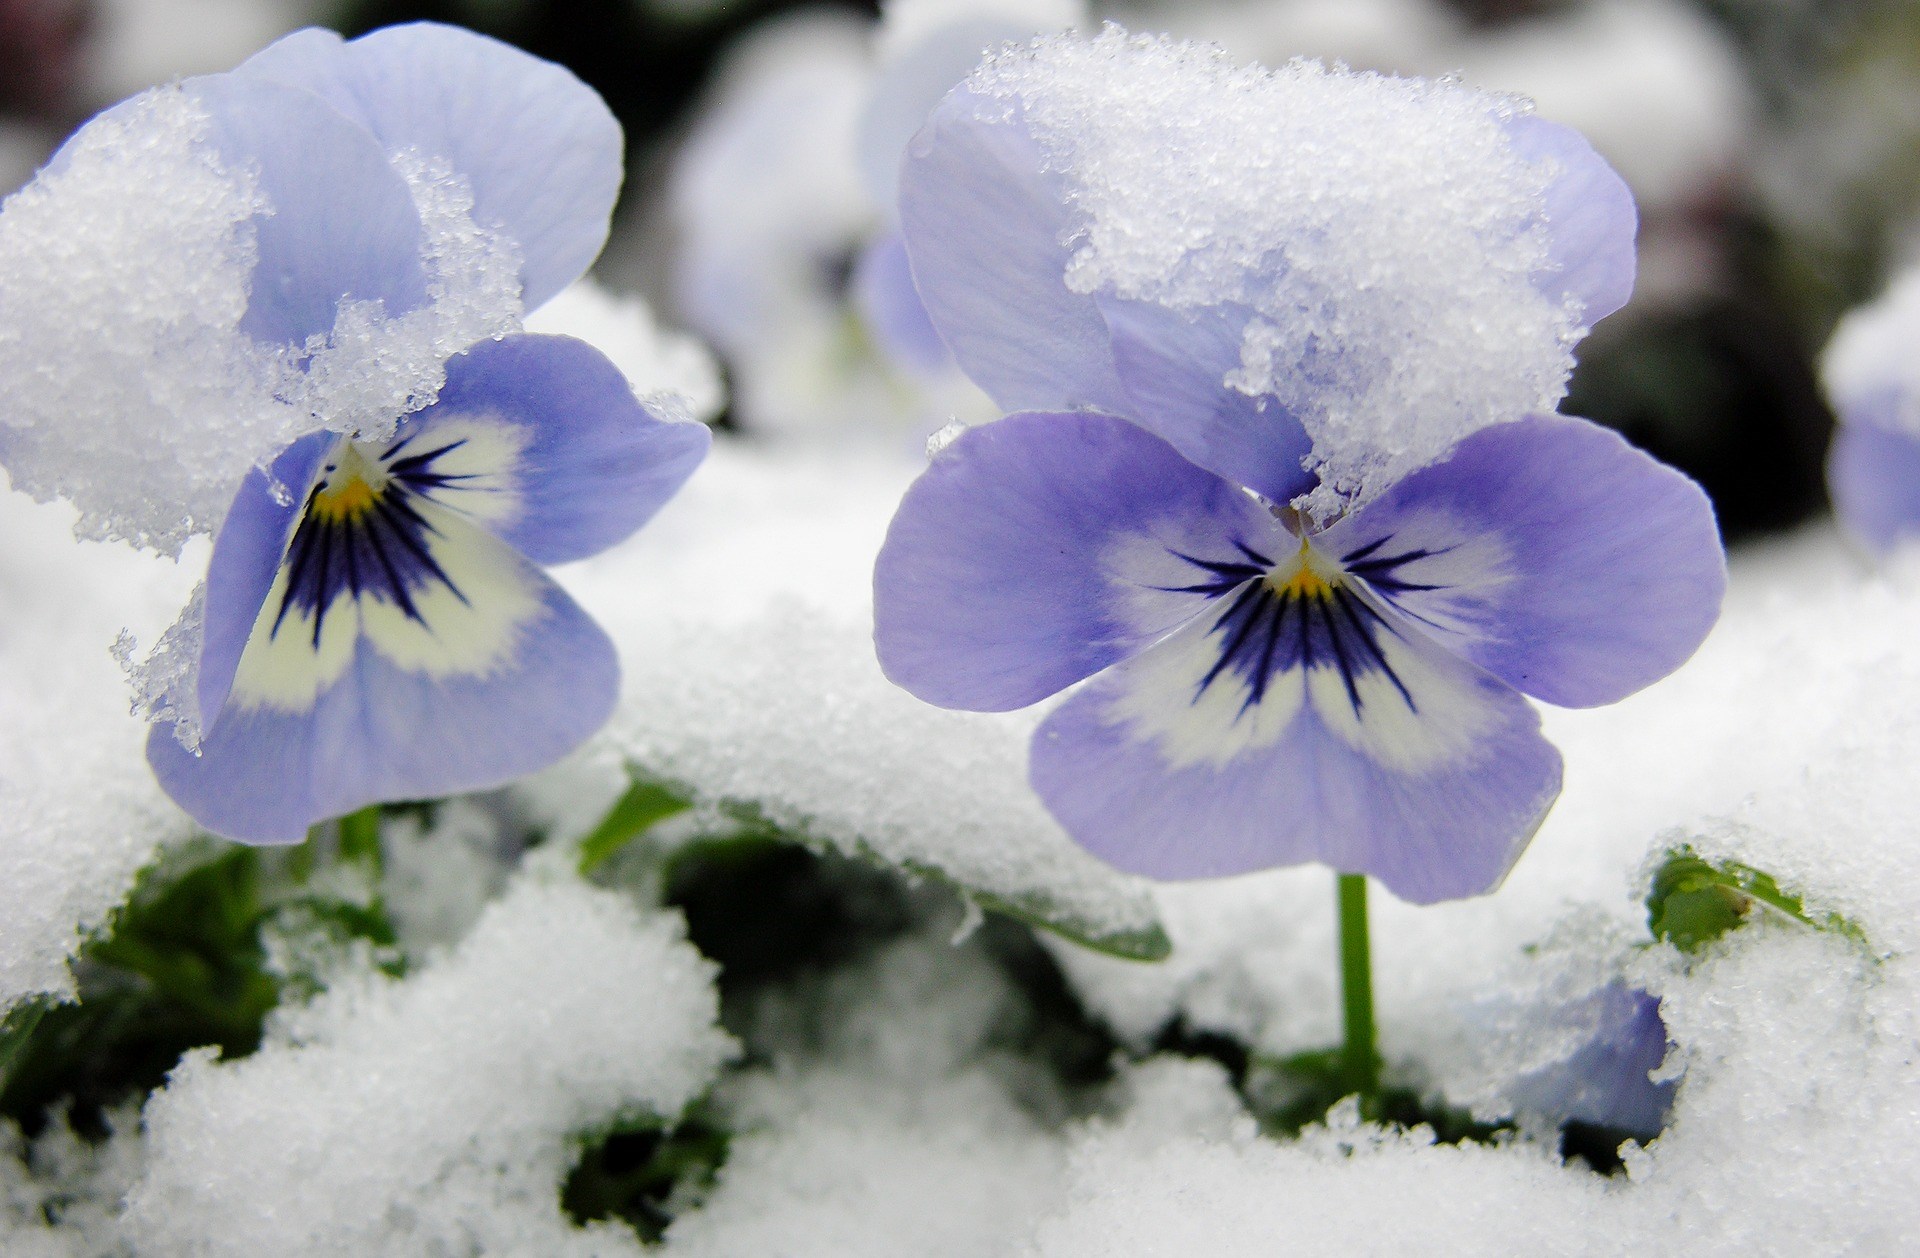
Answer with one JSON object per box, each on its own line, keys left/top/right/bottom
{"left": 221, "top": 429, "right": 546, "bottom": 717}
{"left": 227, "top": 562, "right": 361, "bottom": 713}
{"left": 1337, "top": 510, "right": 1515, "bottom": 642}
{"left": 356, "top": 499, "right": 543, "bottom": 677}
{"left": 1103, "top": 600, "right": 1308, "bottom": 770}
{"left": 1100, "top": 493, "right": 1289, "bottom": 641}
{"left": 379, "top": 413, "right": 528, "bottom": 526}
{"left": 1304, "top": 595, "right": 1503, "bottom": 773}
{"left": 1101, "top": 540, "right": 1502, "bottom": 775}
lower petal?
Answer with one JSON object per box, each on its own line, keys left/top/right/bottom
{"left": 147, "top": 559, "right": 617, "bottom": 844}
{"left": 1028, "top": 595, "right": 1562, "bottom": 904}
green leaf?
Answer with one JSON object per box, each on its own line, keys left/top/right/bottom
{"left": 562, "top": 1102, "right": 731, "bottom": 1244}
{"left": 0, "top": 998, "right": 51, "bottom": 1088}
{"left": 614, "top": 767, "right": 1171, "bottom": 963}
{"left": 963, "top": 887, "right": 1171, "bottom": 962}
{"left": 2, "top": 836, "right": 404, "bottom": 1137}
{"left": 1243, "top": 1048, "right": 1508, "bottom": 1143}
{"left": 578, "top": 780, "right": 694, "bottom": 874}
{"left": 1647, "top": 847, "right": 1871, "bottom": 954}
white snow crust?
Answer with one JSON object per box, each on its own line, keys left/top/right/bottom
{"left": 0, "top": 486, "right": 200, "bottom": 1010}
{"left": 115, "top": 863, "right": 731, "bottom": 1258}
{"left": 7, "top": 447, "right": 1920, "bottom": 1252}
{"left": 526, "top": 278, "right": 726, "bottom": 424}
{"left": 559, "top": 439, "right": 1166, "bottom": 945}
{"left": 968, "top": 28, "right": 1580, "bottom": 516}
{"left": 662, "top": 926, "right": 1071, "bottom": 1257}
{"left": 0, "top": 88, "right": 521, "bottom": 556}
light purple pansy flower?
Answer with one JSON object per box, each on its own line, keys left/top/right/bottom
{"left": 1509, "top": 983, "right": 1676, "bottom": 1140}
{"left": 872, "top": 51, "right": 1724, "bottom": 904}
{"left": 1821, "top": 268, "right": 1920, "bottom": 556}
{"left": 123, "top": 24, "right": 709, "bottom": 843}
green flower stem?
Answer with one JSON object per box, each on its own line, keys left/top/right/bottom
{"left": 337, "top": 805, "right": 384, "bottom": 878}
{"left": 1337, "top": 872, "right": 1379, "bottom": 1103}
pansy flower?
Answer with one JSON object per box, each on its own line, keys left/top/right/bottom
{"left": 1821, "top": 266, "right": 1920, "bottom": 557}
{"left": 668, "top": 2, "right": 1080, "bottom": 440}
{"left": 7, "top": 23, "right": 712, "bottom": 842}
{"left": 1506, "top": 982, "right": 1676, "bottom": 1141}
{"left": 149, "top": 333, "right": 708, "bottom": 843}
{"left": 871, "top": 36, "right": 1725, "bottom": 904}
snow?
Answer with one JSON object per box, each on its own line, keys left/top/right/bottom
{"left": 119, "top": 861, "right": 731, "bottom": 1258}
{"left": 561, "top": 439, "right": 1167, "bottom": 952}
{"left": 526, "top": 278, "right": 726, "bottom": 424}
{"left": 0, "top": 485, "right": 199, "bottom": 1010}
{"left": 2, "top": 11, "right": 1917, "bottom": 1256}
{"left": 661, "top": 925, "right": 1071, "bottom": 1257}
{"left": 968, "top": 28, "right": 1580, "bottom": 516}
{"left": 11, "top": 403, "right": 1920, "bottom": 1251}
{"left": 0, "top": 89, "right": 273, "bottom": 553}
{"left": 0, "top": 85, "right": 521, "bottom": 556}
{"left": 8, "top": 453, "right": 1920, "bottom": 1254}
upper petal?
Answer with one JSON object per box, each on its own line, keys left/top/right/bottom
{"left": 182, "top": 73, "right": 431, "bottom": 346}
{"left": 899, "top": 87, "right": 1133, "bottom": 416}
{"left": 1029, "top": 580, "right": 1562, "bottom": 904}
{"left": 852, "top": 229, "right": 951, "bottom": 377}
{"left": 1315, "top": 413, "right": 1725, "bottom": 709}
{"left": 1099, "top": 295, "right": 1316, "bottom": 505}
{"left": 235, "top": 23, "right": 622, "bottom": 309}
{"left": 1504, "top": 113, "right": 1637, "bottom": 328}
{"left": 408, "top": 333, "right": 711, "bottom": 566}
{"left": 856, "top": 16, "right": 1036, "bottom": 212}
{"left": 873, "top": 409, "right": 1283, "bottom": 712}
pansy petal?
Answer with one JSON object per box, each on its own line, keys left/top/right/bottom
{"left": 856, "top": 16, "right": 1033, "bottom": 210}
{"left": 1315, "top": 413, "right": 1724, "bottom": 709}
{"left": 899, "top": 87, "right": 1133, "bottom": 416}
{"left": 185, "top": 73, "right": 430, "bottom": 346}
{"left": 195, "top": 432, "right": 333, "bottom": 727}
{"left": 236, "top": 23, "right": 622, "bottom": 309}
{"left": 852, "top": 230, "right": 951, "bottom": 376}
{"left": 1509, "top": 984, "right": 1676, "bottom": 1139}
{"left": 1504, "top": 113, "right": 1637, "bottom": 327}
{"left": 1029, "top": 589, "right": 1562, "bottom": 904}
{"left": 1099, "top": 295, "right": 1316, "bottom": 504}
{"left": 874, "top": 409, "right": 1284, "bottom": 712}
{"left": 1828, "top": 418, "right": 1920, "bottom": 557}
{"left": 405, "top": 333, "right": 711, "bottom": 565}
{"left": 149, "top": 512, "right": 617, "bottom": 843}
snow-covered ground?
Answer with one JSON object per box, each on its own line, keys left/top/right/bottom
{"left": 2, "top": 432, "right": 1916, "bottom": 1253}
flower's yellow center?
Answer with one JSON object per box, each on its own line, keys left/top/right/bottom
{"left": 309, "top": 443, "right": 386, "bottom": 524}
{"left": 1263, "top": 537, "right": 1341, "bottom": 600}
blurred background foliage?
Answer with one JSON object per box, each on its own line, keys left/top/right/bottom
{"left": 5, "top": 0, "right": 1920, "bottom": 544}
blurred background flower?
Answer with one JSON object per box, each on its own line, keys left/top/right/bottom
{"left": 7, "top": 0, "right": 1920, "bottom": 539}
